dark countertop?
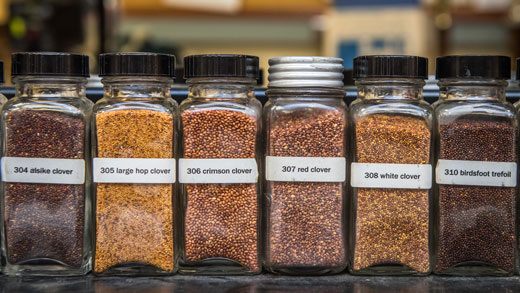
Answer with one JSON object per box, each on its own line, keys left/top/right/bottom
{"left": 1, "top": 273, "right": 520, "bottom": 293}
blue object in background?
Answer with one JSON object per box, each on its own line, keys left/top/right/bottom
{"left": 339, "top": 41, "right": 358, "bottom": 69}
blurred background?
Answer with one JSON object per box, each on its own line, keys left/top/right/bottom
{"left": 0, "top": 0, "right": 517, "bottom": 84}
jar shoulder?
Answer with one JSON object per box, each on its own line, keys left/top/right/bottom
{"left": 349, "top": 98, "right": 433, "bottom": 122}
{"left": 93, "top": 96, "right": 178, "bottom": 115}
{"left": 264, "top": 98, "right": 346, "bottom": 115}
{"left": 2, "top": 96, "right": 93, "bottom": 116}
{"left": 433, "top": 99, "right": 517, "bottom": 121}
{"left": 180, "top": 97, "right": 262, "bottom": 118}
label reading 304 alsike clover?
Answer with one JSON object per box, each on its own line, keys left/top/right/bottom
{"left": 1, "top": 157, "right": 85, "bottom": 184}
{"left": 436, "top": 159, "right": 517, "bottom": 187}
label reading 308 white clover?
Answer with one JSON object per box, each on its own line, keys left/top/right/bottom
{"left": 1, "top": 157, "right": 85, "bottom": 184}
{"left": 351, "top": 163, "right": 432, "bottom": 189}
{"left": 93, "top": 158, "right": 176, "bottom": 183}
{"left": 266, "top": 156, "right": 346, "bottom": 182}
{"left": 436, "top": 159, "right": 517, "bottom": 187}
{"left": 179, "top": 158, "right": 258, "bottom": 184}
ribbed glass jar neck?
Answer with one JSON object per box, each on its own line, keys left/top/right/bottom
{"left": 356, "top": 78, "right": 425, "bottom": 101}
{"left": 14, "top": 76, "right": 87, "bottom": 98}
{"left": 438, "top": 79, "right": 507, "bottom": 101}
{"left": 102, "top": 76, "right": 173, "bottom": 99}
{"left": 266, "top": 87, "right": 345, "bottom": 101}
{"left": 187, "top": 77, "right": 256, "bottom": 99}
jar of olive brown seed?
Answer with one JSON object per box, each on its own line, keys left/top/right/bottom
{"left": 349, "top": 55, "right": 432, "bottom": 275}
{"left": 264, "top": 56, "right": 348, "bottom": 275}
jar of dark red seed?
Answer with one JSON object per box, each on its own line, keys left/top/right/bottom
{"left": 433, "top": 55, "right": 517, "bottom": 276}
{"left": 0, "top": 52, "right": 92, "bottom": 276}
{"left": 178, "top": 54, "right": 262, "bottom": 275}
{"left": 264, "top": 56, "right": 347, "bottom": 275}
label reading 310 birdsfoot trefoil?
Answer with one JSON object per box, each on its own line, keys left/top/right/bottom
{"left": 1, "top": 157, "right": 85, "bottom": 184}
{"left": 436, "top": 159, "right": 517, "bottom": 187}
{"left": 350, "top": 163, "right": 432, "bottom": 189}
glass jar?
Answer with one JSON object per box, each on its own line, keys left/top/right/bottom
{"left": 264, "top": 56, "right": 347, "bottom": 275}
{"left": 349, "top": 55, "right": 432, "bottom": 275}
{"left": 178, "top": 55, "right": 262, "bottom": 275}
{"left": 515, "top": 58, "right": 520, "bottom": 110}
{"left": 0, "top": 52, "right": 92, "bottom": 276}
{"left": 433, "top": 55, "right": 517, "bottom": 276}
{"left": 92, "top": 53, "right": 177, "bottom": 276}
{"left": 0, "top": 61, "right": 8, "bottom": 105}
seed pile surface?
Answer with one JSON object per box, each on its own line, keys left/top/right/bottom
{"left": 5, "top": 110, "right": 85, "bottom": 267}
{"left": 436, "top": 117, "right": 516, "bottom": 273}
{"left": 267, "top": 109, "right": 346, "bottom": 269}
{"left": 182, "top": 109, "right": 259, "bottom": 271}
{"left": 94, "top": 109, "right": 174, "bottom": 273}
{"left": 353, "top": 114, "right": 431, "bottom": 273}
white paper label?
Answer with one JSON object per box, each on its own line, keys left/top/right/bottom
{"left": 179, "top": 158, "right": 258, "bottom": 184}
{"left": 265, "top": 156, "right": 346, "bottom": 182}
{"left": 436, "top": 159, "right": 517, "bottom": 187}
{"left": 351, "top": 163, "right": 432, "bottom": 189}
{"left": 1, "top": 157, "right": 85, "bottom": 184}
{"left": 93, "top": 158, "right": 176, "bottom": 183}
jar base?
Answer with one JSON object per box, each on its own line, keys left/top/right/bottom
{"left": 349, "top": 264, "right": 430, "bottom": 276}
{"left": 93, "top": 263, "right": 175, "bottom": 277}
{"left": 179, "top": 259, "right": 260, "bottom": 275}
{"left": 266, "top": 265, "right": 346, "bottom": 276}
{"left": 3, "top": 262, "right": 91, "bottom": 277}
{"left": 434, "top": 264, "right": 513, "bottom": 277}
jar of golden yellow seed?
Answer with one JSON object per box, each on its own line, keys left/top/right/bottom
{"left": 349, "top": 55, "right": 432, "bottom": 275}
{"left": 92, "top": 53, "right": 177, "bottom": 276}
{"left": 178, "top": 54, "right": 262, "bottom": 275}
{"left": 264, "top": 56, "right": 348, "bottom": 275}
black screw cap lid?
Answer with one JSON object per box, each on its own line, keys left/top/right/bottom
{"left": 436, "top": 55, "right": 510, "bottom": 80}
{"left": 12, "top": 52, "right": 89, "bottom": 77}
{"left": 353, "top": 55, "right": 428, "bottom": 79}
{"left": 516, "top": 58, "right": 520, "bottom": 80}
{"left": 184, "top": 54, "right": 259, "bottom": 79}
{"left": 343, "top": 68, "right": 354, "bottom": 86}
{"left": 0, "top": 61, "right": 4, "bottom": 83}
{"left": 99, "top": 53, "right": 175, "bottom": 77}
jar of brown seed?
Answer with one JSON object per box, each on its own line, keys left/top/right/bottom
{"left": 264, "top": 56, "right": 347, "bottom": 275}
{"left": 0, "top": 52, "right": 92, "bottom": 276}
{"left": 92, "top": 53, "right": 177, "bottom": 276}
{"left": 349, "top": 55, "right": 432, "bottom": 275}
{"left": 433, "top": 55, "right": 517, "bottom": 276}
{"left": 178, "top": 54, "right": 262, "bottom": 275}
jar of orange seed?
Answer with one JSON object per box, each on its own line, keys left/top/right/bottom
{"left": 264, "top": 56, "right": 348, "bottom": 275}
{"left": 178, "top": 54, "right": 262, "bottom": 275}
{"left": 92, "top": 53, "right": 177, "bottom": 276}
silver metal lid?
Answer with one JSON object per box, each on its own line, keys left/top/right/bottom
{"left": 268, "top": 56, "right": 344, "bottom": 88}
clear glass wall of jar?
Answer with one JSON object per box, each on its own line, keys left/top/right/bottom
{"left": 178, "top": 55, "right": 262, "bottom": 275}
{"left": 264, "top": 56, "right": 347, "bottom": 275}
{"left": 349, "top": 55, "right": 432, "bottom": 275}
{"left": 433, "top": 55, "right": 517, "bottom": 276}
{"left": 0, "top": 52, "right": 92, "bottom": 276}
{"left": 92, "top": 53, "right": 177, "bottom": 276}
